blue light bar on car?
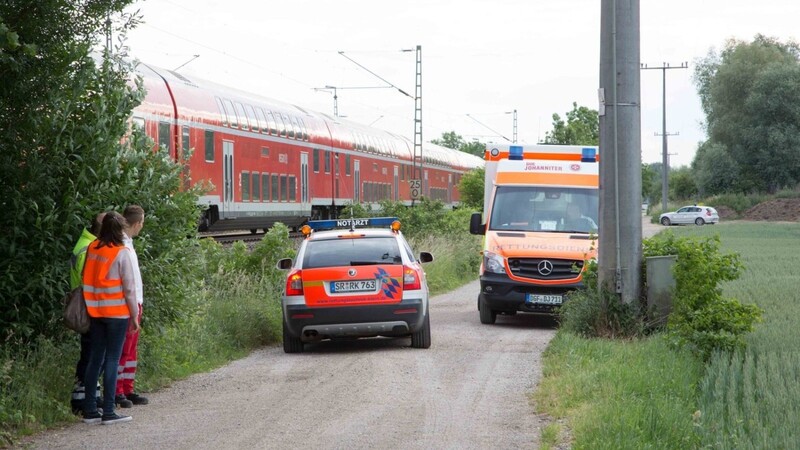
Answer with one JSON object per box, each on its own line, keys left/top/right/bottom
{"left": 307, "top": 217, "right": 400, "bottom": 231}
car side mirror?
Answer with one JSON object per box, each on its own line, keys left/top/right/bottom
{"left": 276, "top": 258, "right": 293, "bottom": 270}
{"left": 469, "top": 212, "right": 485, "bottom": 235}
{"left": 418, "top": 252, "right": 434, "bottom": 263}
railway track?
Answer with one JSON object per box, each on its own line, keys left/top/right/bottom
{"left": 200, "top": 230, "right": 303, "bottom": 245}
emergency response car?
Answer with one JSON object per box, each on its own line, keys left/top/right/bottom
{"left": 277, "top": 217, "right": 433, "bottom": 353}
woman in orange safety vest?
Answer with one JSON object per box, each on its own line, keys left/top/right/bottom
{"left": 80, "top": 211, "right": 141, "bottom": 425}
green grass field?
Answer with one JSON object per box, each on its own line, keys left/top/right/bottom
{"left": 535, "top": 221, "right": 800, "bottom": 449}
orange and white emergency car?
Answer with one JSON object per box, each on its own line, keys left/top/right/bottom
{"left": 469, "top": 144, "right": 599, "bottom": 323}
{"left": 277, "top": 217, "right": 433, "bottom": 353}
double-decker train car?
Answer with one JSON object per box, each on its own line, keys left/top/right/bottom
{"left": 132, "top": 63, "right": 484, "bottom": 232}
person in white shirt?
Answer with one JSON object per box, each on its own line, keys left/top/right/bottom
{"left": 115, "top": 205, "right": 149, "bottom": 408}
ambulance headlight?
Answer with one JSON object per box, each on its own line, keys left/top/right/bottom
{"left": 483, "top": 251, "right": 506, "bottom": 274}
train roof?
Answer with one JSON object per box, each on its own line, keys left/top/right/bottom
{"left": 135, "top": 62, "right": 484, "bottom": 172}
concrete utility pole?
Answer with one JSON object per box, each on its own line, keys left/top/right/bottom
{"left": 641, "top": 62, "right": 688, "bottom": 211}
{"left": 598, "top": 0, "right": 642, "bottom": 304}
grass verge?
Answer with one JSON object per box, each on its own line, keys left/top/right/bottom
{"left": 535, "top": 222, "right": 800, "bottom": 449}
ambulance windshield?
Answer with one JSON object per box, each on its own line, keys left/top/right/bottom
{"left": 489, "top": 186, "right": 599, "bottom": 233}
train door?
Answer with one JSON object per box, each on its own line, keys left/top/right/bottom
{"left": 424, "top": 170, "right": 429, "bottom": 197}
{"left": 448, "top": 173, "right": 453, "bottom": 203}
{"left": 394, "top": 166, "right": 399, "bottom": 201}
{"left": 222, "top": 140, "right": 234, "bottom": 216}
{"left": 300, "top": 152, "right": 309, "bottom": 203}
{"left": 354, "top": 160, "right": 361, "bottom": 203}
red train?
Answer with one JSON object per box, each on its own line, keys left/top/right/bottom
{"left": 132, "top": 63, "right": 484, "bottom": 232}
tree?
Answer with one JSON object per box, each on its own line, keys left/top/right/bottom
{"left": 431, "top": 131, "right": 464, "bottom": 149}
{"left": 669, "top": 167, "right": 698, "bottom": 201}
{"left": 431, "top": 131, "right": 485, "bottom": 156}
{"left": 691, "top": 141, "right": 744, "bottom": 196}
{"left": 0, "top": 1, "right": 202, "bottom": 343}
{"left": 693, "top": 35, "right": 800, "bottom": 193}
{"left": 457, "top": 167, "right": 485, "bottom": 209}
{"left": 544, "top": 102, "right": 599, "bottom": 145}
{"left": 641, "top": 163, "right": 661, "bottom": 204}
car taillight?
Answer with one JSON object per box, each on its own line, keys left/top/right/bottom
{"left": 285, "top": 269, "right": 303, "bottom": 296}
{"left": 403, "top": 266, "right": 421, "bottom": 291}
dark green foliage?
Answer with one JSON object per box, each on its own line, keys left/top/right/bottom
{"left": 430, "top": 130, "right": 485, "bottom": 156}
{"left": 693, "top": 35, "right": 800, "bottom": 194}
{"left": 643, "top": 233, "right": 762, "bottom": 359}
{"left": 558, "top": 259, "right": 643, "bottom": 339}
{"left": 669, "top": 166, "right": 698, "bottom": 201}
{"left": 0, "top": 1, "right": 202, "bottom": 343}
{"left": 543, "top": 102, "right": 599, "bottom": 145}
{"left": 456, "top": 167, "right": 484, "bottom": 210}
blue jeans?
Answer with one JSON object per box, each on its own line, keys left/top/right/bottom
{"left": 83, "top": 317, "right": 129, "bottom": 416}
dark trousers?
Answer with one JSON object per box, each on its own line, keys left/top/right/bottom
{"left": 83, "top": 317, "right": 129, "bottom": 416}
{"left": 75, "top": 331, "right": 92, "bottom": 383}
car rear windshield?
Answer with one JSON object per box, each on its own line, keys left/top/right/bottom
{"left": 303, "top": 237, "right": 403, "bottom": 269}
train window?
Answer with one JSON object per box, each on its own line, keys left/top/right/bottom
{"left": 334, "top": 153, "right": 339, "bottom": 176}
{"left": 283, "top": 114, "right": 294, "bottom": 139}
{"left": 261, "top": 173, "right": 270, "bottom": 202}
{"left": 222, "top": 99, "right": 237, "bottom": 128}
{"left": 266, "top": 110, "right": 278, "bottom": 135}
{"left": 324, "top": 150, "right": 330, "bottom": 174}
{"left": 298, "top": 117, "right": 308, "bottom": 141}
{"left": 313, "top": 149, "right": 319, "bottom": 172}
{"left": 158, "top": 122, "right": 171, "bottom": 152}
{"left": 373, "top": 163, "right": 378, "bottom": 172}
{"left": 214, "top": 97, "right": 228, "bottom": 127}
{"left": 276, "top": 113, "right": 287, "bottom": 137}
{"left": 253, "top": 173, "right": 261, "bottom": 201}
{"left": 280, "top": 175, "right": 288, "bottom": 201}
{"left": 132, "top": 117, "right": 145, "bottom": 130}
{"left": 254, "top": 107, "right": 268, "bottom": 133}
{"left": 182, "top": 126, "right": 190, "bottom": 154}
{"left": 241, "top": 172, "right": 251, "bottom": 202}
{"left": 205, "top": 130, "right": 215, "bottom": 162}
{"left": 272, "top": 174, "right": 279, "bottom": 202}
{"left": 345, "top": 155, "right": 351, "bottom": 176}
{"left": 261, "top": 147, "right": 269, "bottom": 157}
{"left": 290, "top": 116, "right": 301, "bottom": 140}
{"left": 288, "top": 176, "right": 297, "bottom": 201}
{"left": 244, "top": 104, "right": 258, "bottom": 132}
{"left": 234, "top": 102, "right": 249, "bottom": 131}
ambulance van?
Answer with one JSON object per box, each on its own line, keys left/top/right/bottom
{"left": 469, "top": 144, "right": 599, "bottom": 323}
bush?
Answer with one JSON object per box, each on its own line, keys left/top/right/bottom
{"left": 643, "top": 232, "right": 762, "bottom": 359}
{"left": 557, "top": 260, "right": 643, "bottom": 338}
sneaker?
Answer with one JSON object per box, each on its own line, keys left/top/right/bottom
{"left": 101, "top": 412, "right": 132, "bottom": 425}
{"left": 115, "top": 394, "right": 133, "bottom": 408}
{"left": 126, "top": 392, "right": 149, "bottom": 405}
{"left": 82, "top": 411, "right": 102, "bottom": 424}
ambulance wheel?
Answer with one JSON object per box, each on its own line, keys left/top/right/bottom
{"left": 479, "top": 296, "right": 497, "bottom": 324}
{"left": 282, "top": 321, "right": 304, "bottom": 353}
{"left": 411, "top": 313, "right": 431, "bottom": 349}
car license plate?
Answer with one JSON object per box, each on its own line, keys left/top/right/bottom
{"left": 525, "top": 294, "right": 563, "bottom": 305}
{"left": 330, "top": 279, "right": 377, "bottom": 294}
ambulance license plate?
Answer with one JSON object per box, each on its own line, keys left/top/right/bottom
{"left": 331, "top": 279, "right": 377, "bottom": 294}
{"left": 525, "top": 294, "right": 563, "bottom": 305}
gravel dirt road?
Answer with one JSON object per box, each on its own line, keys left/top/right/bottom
{"left": 27, "top": 217, "right": 661, "bottom": 450}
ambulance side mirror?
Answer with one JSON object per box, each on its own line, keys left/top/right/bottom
{"left": 470, "top": 212, "right": 485, "bottom": 235}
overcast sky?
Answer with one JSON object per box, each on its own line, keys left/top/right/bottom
{"left": 123, "top": 0, "right": 800, "bottom": 167}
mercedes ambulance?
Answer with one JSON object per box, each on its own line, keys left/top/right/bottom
{"left": 469, "top": 144, "right": 599, "bottom": 323}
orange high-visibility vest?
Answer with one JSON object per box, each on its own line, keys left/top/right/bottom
{"left": 82, "top": 242, "right": 131, "bottom": 319}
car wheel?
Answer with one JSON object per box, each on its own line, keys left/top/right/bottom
{"left": 282, "top": 320, "right": 304, "bottom": 353}
{"left": 411, "top": 312, "right": 431, "bottom": 349}
{"left": 479, "top": 295, "right": 497, "bottom": 324}
{"left": 695, "top": 217, "right": 705, "bottom": 226}
{"left": 660, "top": 217, "right": 671, "bottom": 226}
